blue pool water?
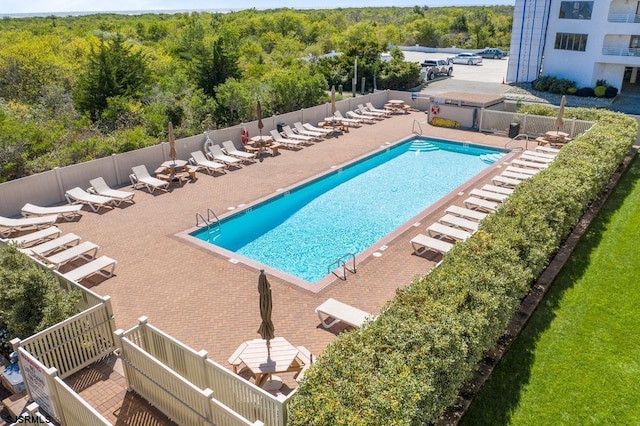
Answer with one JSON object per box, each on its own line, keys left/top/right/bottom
{"left": 192, "top": 138, "right": 504, "bottom": 283}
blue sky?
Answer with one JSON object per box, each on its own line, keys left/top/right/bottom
{"left": 2, "top": 1, "right": 513, "bottom": 15}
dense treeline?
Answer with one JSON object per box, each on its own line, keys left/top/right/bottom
{"left": 0, "top": 6, "right": 513, "bottom": 182}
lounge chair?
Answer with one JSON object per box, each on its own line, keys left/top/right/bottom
{"left": 36, "top": 241, "right": 99, "bottom": 270}
{"left": 315, "top": 298, "right": 375, "bottom": 329}
{"left": 410, "top": 233, "right": 453, "bottom": 256}
{"left": 468, "top": 189, "right": 508, "bottom": 203}
{"left": 205, "top": 143, "right": 243, "bottom": 167}
{"left": 88, "top": 177, "right": 135, "bottom": 206}
{"left": 505, "top": 166, "right": 539, "bottom": 176}
{"left": 221, "top": 141, "right": 257, "bottom": 163}
{"left": 520, "top": 153, "right": 553, "bottom": 164}
{"left": 366, "top": 102, "right": 391, "bottom": 116}
{"left": 464, "top": 197, "right": 499, "bottom": 212}
{"left": 445, "top": 205, "right": 488, "bottom": 222}
{"left": 2, "top": 226, "right": 62, "bottom": 247}
{"left": 438, "top": 214, "right": 479, "bottom": 232}
{"left": 501, "top": 170, "right": 533, "bottom": 181}
{"left": 65, "top": 187, "right": 114, "bottom": 212}
{"left": 62, "top": 256, "right": 117, "bottom": 282}
{"left": 282, "top": 125, "right": 318, "bottom": 143}
{"left": 346, "top": 110, "right": 376, "bottom": 123}
{"left": 333, "top": 111, "right": 363, "bottom": 126}
{"left": 536, "top": 146, "right": 561, "bottom": 154}
{"left": 302, "top": 122, "right": 336, "bottom": 135}
{"left": 523, "top": 150, "right": 556, "bottom": 160}
{"left": 481, "top": 184, "right": 514, "bottom": 196}
{"left": 21, "top": 233, "right": 81, "bottom": 256}
{"left": 491, "top": 175, "right": 522, "bottom": 187}
{"left": 294, "top": 122, "right": 327, "bottom": 138}
{"left": 356, "top": 104, "right": 386, "bottom": 119}
{"left": 511, "top": 159, "right": 548, "bottom": 170}
{"left": 21, "top": 203, "right": 82, "bottom": 221}
{"left": 0, "top": 214, "right": 59, "bottom": 238}
{"left": 427, "top": 222, "right": 472, "bottom": 241}
{"left": 269, "top": 130, "right": 304, "bottom": 149}
{"left": 130, "top": 165, "right": 170, "bottom": 193}
{"left": 190, "top": 151, "right": 227, "bottom": 175}
{"left": 294, "top": 345, "right": 314, "bottom": 382}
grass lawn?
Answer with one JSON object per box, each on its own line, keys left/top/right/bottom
{"left": 461, "top": 154, "right": 640, "bottom": 425}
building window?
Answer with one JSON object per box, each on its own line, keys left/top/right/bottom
{"left": 631, "top": 36, "right": 640, "bottom": 49}
{"left": 555, "top": 33, "right": 588, "bottom": 51}
{"left": 559, "top": 1, "right": 593, "bottom": 20}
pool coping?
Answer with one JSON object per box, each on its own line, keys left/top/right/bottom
{"left": 176, "top": 135, "right": 517, "bottom": 294}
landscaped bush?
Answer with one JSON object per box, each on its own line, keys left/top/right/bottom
{"left": 567, "top": 87, "right": 577, "bottom": 95}
{"left": 594, "top": 86, "right": 606, "bottom": 97}
{"left": 548, "top": 78, "right": 576, "bottom": 94}
{"left": 288, "top": 110, "right": 636, "bottom": 425}
{"left": 576, "top": 87, "right": 595, "bottom": 97}
{"left": 605, "top": 86, "right": 618, "bottom": 98}
{"left": 532, "top": 76, "right": 554, "bottom": 92}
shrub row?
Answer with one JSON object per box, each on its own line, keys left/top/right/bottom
{"left": 288, "top": 109, "right": 636, "bottom": 425}
{"left": 532, "top": 75, "right": 618, "bottom": 98}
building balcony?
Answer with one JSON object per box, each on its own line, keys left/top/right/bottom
{"left": 608, "top": 13, "right": 640, "bottom": 23}
{"left": 602, "top": 46, "right": 640, "bottom": 57}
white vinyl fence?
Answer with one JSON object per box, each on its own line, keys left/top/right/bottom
{"left": 116, "top": 317, "right": 294, "bottom": 426}
{"left": 479, "top": 110, "right": 594, "bottom": 138}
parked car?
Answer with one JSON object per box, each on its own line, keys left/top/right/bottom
{"left": 420, "top": 59, "right": 453, "bottom": 80}
{"left": 446, "top": 52, "right": 483, "bottom": 65}
{"left": 477, "top": 48, "right": 506, "bottom": 59}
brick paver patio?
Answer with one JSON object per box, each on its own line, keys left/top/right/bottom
{"left": 51, "top": 111, "right": 525, "bottom": 420}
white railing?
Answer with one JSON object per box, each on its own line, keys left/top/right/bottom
{"left": 17, "top": 299, "right": 116, "bottom": 379}
{"left": 601, "top": 47, "right": 640, "bottom": 57}
{"left": 117, "top": 318, "right": 291, "bottom": 426}
{"left": 607, "top": 13, "right": 640, "bottom": 23}
{"left": 480, "top": 110, "right": 594, "bottom": 138}
{"left": 54, "top": 376, "right": 112, "bottom": 426}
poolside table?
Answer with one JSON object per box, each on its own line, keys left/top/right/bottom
{"left": 233, "top": 337, "right": 305, "bottom": 388}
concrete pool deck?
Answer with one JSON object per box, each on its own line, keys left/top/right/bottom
{"left": 49, "top": 111, "right": 527, "bottom": 421}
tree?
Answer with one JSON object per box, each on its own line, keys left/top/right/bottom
{"left": 0, "top": 245, "right": 80, "bottom": 354}
{"left": 74, "top": 34, "right": 150, "bottom": 122}
{"left": 378, "top": 48, "right": 422, "bottom": 90}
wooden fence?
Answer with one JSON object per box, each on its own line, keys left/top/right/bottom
{"left": 117, "top": 317, "right": 292, "bottom": 426}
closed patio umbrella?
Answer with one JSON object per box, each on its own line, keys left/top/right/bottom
{"left": 257, "top": 100, "right": 264, "bottom": 139}
{"left": 257, "top": 270, "right": 275, "bottom": 355}
{"left": 554, "top": 95, "right": 566, "bottom": 134}
{"left": 168, "top": 122, "right": 177, "bottom": 164}
{"left": 330, "top": 85, "right": 337, "bottom": 115}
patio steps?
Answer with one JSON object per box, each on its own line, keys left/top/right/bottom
{"left": 480, "top": 152, "right": 507, "bottom": 164}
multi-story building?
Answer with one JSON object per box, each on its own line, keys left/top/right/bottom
{"left": 507, "top": 1, "right": 640, "bottom": 92}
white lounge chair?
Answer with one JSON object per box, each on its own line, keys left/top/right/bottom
{"left": 65, "top": 187, "right": 114, "bottom": 212}
{"left": 0, "top": 214, "right": 59, "bottom": 238}
{"left": 356, "top": 104, "right": 386, "bottom": 119}
{"left": 190, "top": 151, "right": 227, "bottom": 175}
{"left": 21, "top": 203, "right": 82, "bottom": 221}
{"left": 333, "top": 111, "right": 363, "bottom": 126}
{"left": 21, "top": 233, "right": 81, "bottom": 256}
{"left": 464, "top": 197, "right": 499, "bottom": 212}
{"left": 410, "top": 233, "right": 453, "bottom": 256}
{"left": 366, "top": 102, "right": 391, "bottom": 116}
{"left": 294, "top": 122, "right": 326, "bottom": 138}
{"left": 282, "top": 125, "right": 317, "bottom": 143}
{"left": 302, "top": 122, "right": 336, "bottom": 135}
{"left": 37, "top": 241, "right": 99, "bottom": 270}
{"left": 438, "top": 214, "right": 479, "bottom": 232}
{"left": 511, "top": 159, "right": 548, "bottom": 170}
{"left": 520, "top": 154, "right": 553, "bottom": 164}
{"left": 505, "top": 166, "right": 539, "bottom": 176}
{"left": 427, "top": 222, "right": 472, "bottom": 241}
{"left": 481, "top": 184, "right": 514, "bottom": 196}
{"left": 2, "top": 226, "right": 62, "bottom": 247}
{"left": 88, "top": 177, "right": 135, "bottom": 206}
{"left": 523, "top": 150, "right": 556, "bottom": 160}
{"left": 222, "top": 141, "right": 257, "bottom": 163}
{"left": 492, "top": 175, "right": 522, "bottom": 187}
{"left": 315, "top": 298, "right": 375, "bottom": 329}
{"left": 536, "top": 146, "right": 561, "bottom": 154}
{"left": 130, "top": 165, "right": 170, "bottom": 193}
{"left": 469, "top": 189, "right": 508, "bottom": 203}
{"left": 62, "top": 256, "right": 117, "bottom": 282}
{"left": 269, "top": 130, "right": 303, "bottom": 149}
{"left": 346, "top": 110, "right": 376, "bottom": 123}
{"left": 206, "top": 143, "right": 243, "bottom": 167}
{"left": 445, "top": 205, "right": 488, "bottom": 222}
{"left": 501, "top": 171, "right": 533, "bottom": 181}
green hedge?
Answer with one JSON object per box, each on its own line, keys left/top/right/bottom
{"left": 288, "top": 110, "right": 637, "bottom": 425}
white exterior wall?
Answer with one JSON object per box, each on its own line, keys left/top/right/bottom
{"left": 508, "top": 0, "right": 640, "bottom": 90}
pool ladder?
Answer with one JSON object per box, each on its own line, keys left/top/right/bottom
{"left": 196, "top": 208, "right": 221, "bottom": 242}
{"left": 328, "top": 253, "right": 357, "bottom": 281}
{"left": 412, "top": 119, "right": 424, "bottom": 135}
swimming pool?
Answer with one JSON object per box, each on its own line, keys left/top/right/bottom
{"left": 191, "top": 138, "right": 505, "bottom": 283}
